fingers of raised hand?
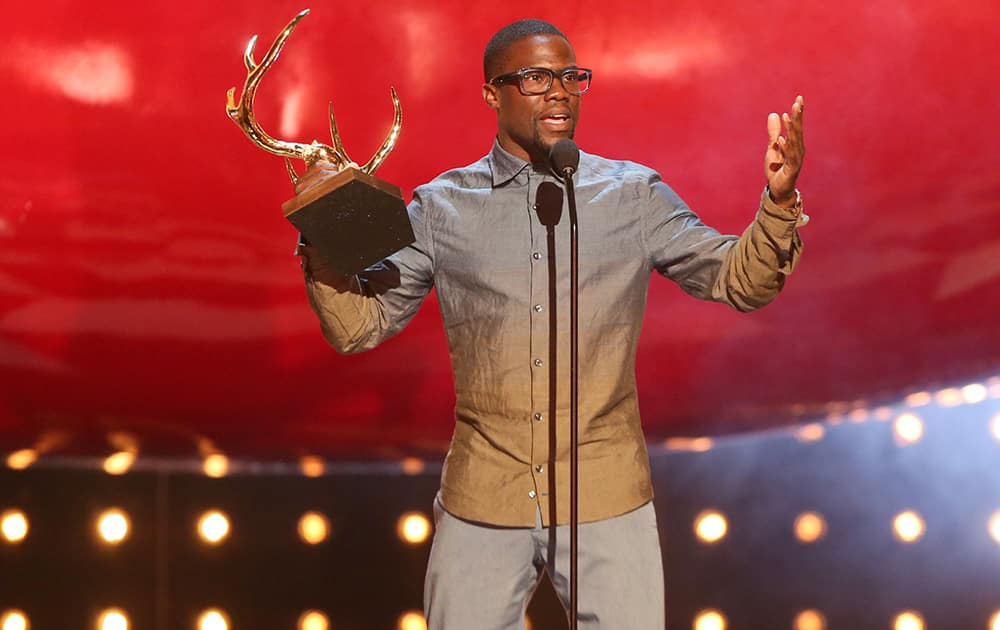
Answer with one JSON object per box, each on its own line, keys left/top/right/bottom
{"left": 767, "top": 112, "right": 782, "bottom": 146}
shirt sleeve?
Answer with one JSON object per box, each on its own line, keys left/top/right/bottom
{"left": 303, "top": 189, "right": 435, "bottom": 353}
{"left": 639, "top": 170, "right": 803, "bottom": 312}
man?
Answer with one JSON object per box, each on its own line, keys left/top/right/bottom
{"left": 297, "top": 19, "right": 805, "bottom": 630}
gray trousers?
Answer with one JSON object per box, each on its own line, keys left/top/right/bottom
{"left": 424, "top": 497, "right": 665, "bottom": 629}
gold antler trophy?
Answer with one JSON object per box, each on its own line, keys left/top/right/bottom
{"left": 226, "top": 9, "right": 414, "bottom": 276}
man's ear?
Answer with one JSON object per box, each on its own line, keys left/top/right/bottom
{"left": 483, "top": 83, "right": 500, "bottom": 110}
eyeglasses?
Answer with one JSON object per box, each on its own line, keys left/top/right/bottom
{"left": 489, "top": 66, "right": 593, "bottom": 96}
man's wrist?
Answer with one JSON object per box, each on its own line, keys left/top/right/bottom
{"left": 768, "top": 186, "right": 799, "bottom": 208}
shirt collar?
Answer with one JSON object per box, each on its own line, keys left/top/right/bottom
{"left": 488, "top": 139, "right": 532, "bottom": 188}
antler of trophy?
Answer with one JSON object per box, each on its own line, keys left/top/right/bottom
{"left": 225, "top": 8, "right": 402, "bottom": 184}
{"left": 224, "top": 9, "right": 415, "bottom": 277}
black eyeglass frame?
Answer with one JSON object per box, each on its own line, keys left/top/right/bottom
{"left": 488, "top": 66, "right": 594, "bottom": 96}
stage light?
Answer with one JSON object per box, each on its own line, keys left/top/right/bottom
{"left": 1, "top": 510, "right": 28, "bottom": 544}
{"left": 197, "top": 609, "right": 229, "bottom": 630}
{"left": 874, "top": 406, "right": 893, "bottom": 421}
{"left": 397, "top": 512, "right": 431, "bottom": 545}
{"left": 0, "top": 610, "right": 28, "bottom": 630}
{"left": 298, "top": 512, "right": 330, "bottom": 545}
{"left": 694, "top": 510, "right": 728, "bottom": 544}
{"left": 5, "top": 449, "right": 37, "bottom": 470}
{"left": 794, "top": 610, "right": 826, "bottom": 630}
{"left": 893, "top": 511, "right": 925, "bottom": 543}
{"left": 203, "top": 454, "right": 229, "bottom": 478}
{"left": 989, "top": 511, "right": 1000, "bottom": 545}
{"left": 663, "top": 437, "right": 713, "bottom": 452}
{"left": 397, "top": 611, "right": 427, "bottom": 630}
{"left": 893, "top": 414, "right": 923, "bottom": 445}
{"left": 795, "top": 424, "right": 825, "bottom": 442}
{"left": 97, "top": 509, "right": 130, "bottom": 544}
{"left": 298, "top": 610, "right": 329, "bottom": 630}
{"left": 991, "top": 413, "right": 1000, "bottom": 442}
{"left": 904, "top": 391, "right": 931, "bottom": 407}
{"left": 97, "top": 608, "right": 129, "bottom": 630}
{"left": 849, "top": 408, "right": 868, "bottom": 423}
{"left": 103, "top": 451, "right": 135, "bottom": 475}
{"left": 300, "top": 455, "right": 325, "bottom": 478}
{"left": 935, "top": 387, "right": 962, "bottom": 407}
{"left": 794, "top": 512, "right": 827, "bottom": 543}
{"left": 961, "top": 383, "right": 987, "bottom": 404}
{"left": 693, "top": 609, "right": 726, "bottom": 630}
{"left": 198, "top": 511, "right": 230, "bottom": 544}
{"left": 990, "top": 610, "right": 999, "bottom": 630}
{"left": 400, "top": 457, "right": 425, "bottom": 475}
{"left": 893, "top": 611, "right": 924, "bottom": 630}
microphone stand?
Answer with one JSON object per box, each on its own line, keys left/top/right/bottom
{"left": 550, "top": 138, "right": 580, "bottom": 630}
{"left": 563, "top": 164, "right": 579, "bottom": 630}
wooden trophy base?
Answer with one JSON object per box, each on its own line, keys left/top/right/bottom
{"left": 281, "top": 168, "right": 415, "bottom": 276}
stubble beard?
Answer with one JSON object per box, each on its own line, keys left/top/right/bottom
{"left": 531, "top": 121, "right": 576, "bottom": 164}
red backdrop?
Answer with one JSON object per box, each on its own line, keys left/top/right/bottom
{"left": 1, "top": 0, "right": 998, "bottom": 459}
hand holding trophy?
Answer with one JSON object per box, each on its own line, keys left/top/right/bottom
{"left": 226, "top": 9, "right": 414, "bottom": 276}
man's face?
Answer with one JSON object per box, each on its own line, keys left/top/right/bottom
{"left": 483, "top": 34, "right": 580, "bottom": 163}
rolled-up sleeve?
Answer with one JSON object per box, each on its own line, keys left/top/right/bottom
{"left": 304, "top": 190, "right": 435, "bottom": 353}
{"left": 640, "top": 171, "right": 803, "bottom": 312}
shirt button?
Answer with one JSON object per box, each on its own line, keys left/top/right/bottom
{"left": 528, "top": 490, "right": 537, "bottom": 499}
{"left": 533, "top": 358, "right": 543, "bottom": 367}
{"left": 534, "top": 412, "right": 543, "bottom": 422}
{"left": 533, "top": 304, "right": 543, "bottom": 312}
{"left": 535, "top": 465, "right": 544, "bottom": 473}
{"left": 532, "top": 252, "right": 542, "bottom": 260}
{"left": 532, "top": 202, "right": 539, "bottom": 210}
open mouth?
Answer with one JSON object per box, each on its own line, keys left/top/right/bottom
{"left": 540, "top": 113, "right": 572, "bottom": 131}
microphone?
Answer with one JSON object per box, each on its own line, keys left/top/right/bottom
{"left": 550, "top": 138, "right": 580, "bottom": 178}
{"left": 535, "top": 182, "right": 564, "bottom": 228}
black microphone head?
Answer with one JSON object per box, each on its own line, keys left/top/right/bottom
{"left": 550, "top": 138, "right": 580, "bottom": 176}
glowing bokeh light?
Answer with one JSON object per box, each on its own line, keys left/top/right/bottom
{"left": 961, "top": 383, "right": 987, "bottom": 404}
{"left": 203, "top": 454, "right": 229, "bottom": 478}
{"left": 794, "top": 609, "right": 826, "bottom": 630}
{"left": 397, "top": 611, "right": 427, "bottom": 630}
{"left": 796, "top": 423, "right": 825, "bottom": 442}
{"left": 935, "top": 387, "right": 962, "bottom": 407}
{"left": 397, "top": 512, "right": 432, "bottom": 545}
{"left": 198, "top": 511, "right": 230, "bottom": 544}
{"left": 197, "top": 609, "right": 229, "bottom": 630}
{"left": 893, "top": 511, "right": 925, "bottom": 543}
{"left": 664, "top": 437, "right": 714, "bottom": 452}
{"left": 893, "top": 414, "right": 924, "bottom": 445}
{"left": 103, "top": 451, "right": 136, "bottom": 475}
{"left": 298, "top": 512, "right": 331, "bottom": 545}
{"left": 0, "top": 610, "right": 28, "bottom": 630}
{"left": 0, "top": 510, "right": 28, "bottom": 544}
{"left": 989, "top": 511, "right": 1000, "bottom": 545}
{"left": 893, "top": 611, "right": 924, "bottom": 630}
{"left": 300, "top": 455, "right": 325, "bottom": 478}
{"left": 97, "top": 509, "right": 130, "bottom": 544}
{"left": 694, "top": 511, "right": 728, "bottom": 544}
{"left": 400, "top": 457, "right": 426, "bottom": 475}
{"left": 5, "top": 449, "right": 37, "bottom": 470}
{"left": 991, "top": 413, "right": 1000, "bottom": 442}
{"left": 794, "top": 512, "right": 827, "bottom": 543}
{"left": 693, "top": 609, "right": 726, "bottom": 630}
{"left": 990, "top": 610, "right": 999, "bottom": 630}
{"left": 298, "top": 610, "right": 329, "bottom": 630}
{"left": 97, "top": 609, "right": 129, "bottom": 630}
{"left": 904, "top": 391, "right": 931, "bottom": 407}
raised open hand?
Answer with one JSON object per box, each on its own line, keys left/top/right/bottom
{"left": 765, "top": 95, "right": 805, "bottom": 206}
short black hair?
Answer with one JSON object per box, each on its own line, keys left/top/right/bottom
{"left": 483, "top": 19, "right": 568, "bottom": 81}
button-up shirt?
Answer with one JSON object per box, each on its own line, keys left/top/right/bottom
{"left": 304, "top": 141, "right": 803, "bottom": 527}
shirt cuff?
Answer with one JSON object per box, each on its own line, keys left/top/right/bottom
{"left": 760, "top": 186, "right": 809, "bottom": 228}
